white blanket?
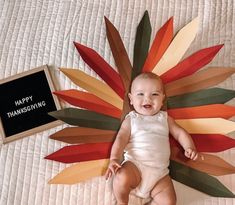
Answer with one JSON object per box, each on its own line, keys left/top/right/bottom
{"left": 0, "top": 0, "right": 235, "bottom": 204}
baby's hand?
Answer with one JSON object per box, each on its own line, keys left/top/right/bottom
{"left": 184, "top": 148, "right": 198, "bottom": 160}
{"left": 105, "top": 159, "right": 121, "bottom": 180}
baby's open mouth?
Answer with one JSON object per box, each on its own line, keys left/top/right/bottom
{"left": 143, "top": 104, "right": 152, "bottom": 109}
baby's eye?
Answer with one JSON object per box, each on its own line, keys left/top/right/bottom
{"left": 137, "top": 93, "right": 144, "bottom": 96}
{"left": 152, "top": 93, "right": 159, "bottom": 96}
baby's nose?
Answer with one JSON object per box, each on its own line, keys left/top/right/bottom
{"left": 144, "top": 95, "right": 151, "bottom": 102}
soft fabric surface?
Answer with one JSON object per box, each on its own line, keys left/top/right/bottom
{"left": 0, "top": 0, "right": 235, "bottom": 204}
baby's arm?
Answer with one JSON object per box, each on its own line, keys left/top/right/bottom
{"left": 105, "top": 117, "right": 131, "bottom": 179}
{"left": 168, "top": 116, "right": 198, "bottom": 160}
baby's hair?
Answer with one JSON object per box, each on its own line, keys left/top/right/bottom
{"left": 133, "top": 72, "right": 161, "bottom": 81}
{"left": 130, "top": 72, "right": 164, "bottom": 93}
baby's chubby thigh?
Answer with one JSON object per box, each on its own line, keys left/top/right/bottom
{"left": 150, "top": 175, "right": 176, "bottom": 205}
{"left": 114, "top": 161, "right": 141, "bottom": 190}
{"left": 112, "top": 161, "right": 141, "bottom": 205}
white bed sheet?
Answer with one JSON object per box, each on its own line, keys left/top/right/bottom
{"left": 0, "top": 0, "right": 235, "bottom": 204}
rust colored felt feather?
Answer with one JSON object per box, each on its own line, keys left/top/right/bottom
{"left": 165, "top": 67, "right": 235, "bottom": 96}
{"left": 171, "top": 146, "right": 235, "bottom": 176}
{"left": 49, "top": 127, "right": 116, "bottom": 144}
{"left": 104, "top": 16, "right": 132, "bottom": 90}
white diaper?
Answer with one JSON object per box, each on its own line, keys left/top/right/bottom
{"left": 127, "top": 159, "right": 169, "bottom": 199}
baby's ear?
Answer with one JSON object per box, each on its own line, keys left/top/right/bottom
{"left": 128, "top": 93, "right": 133, "bottom": 105}
{"left": 161, "top": 94, "right": 167, "bottom": 111}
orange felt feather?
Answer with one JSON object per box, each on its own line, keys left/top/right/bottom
{"left": 168, "top": 104, "right": 235, "bottom": 119}
{"left": 142, "top": 17, "right": 173, "bottom": 72}
{"left": 54, "top": 89, "right": 122, "bottom": 119}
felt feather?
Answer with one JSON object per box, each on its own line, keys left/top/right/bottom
{"left": 191, "top": 134, "right": 235, "bottom": 152}
{"left": 48, "top": 159, "right": 109, "bottom": 184}
{"left": 176, "top": 118, "right": 235, "bottom": 134}
{"left": 104, "top": 16, "right": 132, "bottom": 90}
{"left": 161, "top": 45, "right": 224, "bottom": 84}
{"left": 167, "top": 88, "right": 235, "bottom": 109}
{"left": 152, "top": 17, "right": 199, "bottom": 75}
{"left": 171, "top": 146, "right": 235, "bottom": 176}
{"left": 170, "top": 134, "right": 235, "bottom": 153}
{"left": 165, "top": 67, "right": 235, "bottom": 96}
{"left": 132, "top": 10, "right": 151, "bottom": 79}
{"left": 74, "top": 42, "right": 125, "bottom": 98}
{"left": 49, "top": 127, "right": 116, "bottom": 144}
{"left": 49, "top": 108, "right": 120, "bottom": 131}
{"left": 53, "top": 89, "right": 122, "bottom": 119}
{"left": 45, "top": 142, "right": 112, "bottom": 163}
{"left": 60, "top": 68, "right": 123, "bottom": 109}
{"left": 168, "top": 104, "right": 235, "bottom": 119}
{"left": 169, "top": 160, "right": 235, "bottom": 197}
{"left": 142, "top": 17, "right": 173, "bottom": 72}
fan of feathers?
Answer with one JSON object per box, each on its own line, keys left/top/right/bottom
{"left": 45, "top": 11, "right": 235, "bottom": 198}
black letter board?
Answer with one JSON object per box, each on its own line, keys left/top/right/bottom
{"left": 0, "top": 65, "right": 61, "bottom": 143}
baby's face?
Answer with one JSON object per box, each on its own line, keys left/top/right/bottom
{"left": 128, "top": 77, "right": 165, "bottom": 116}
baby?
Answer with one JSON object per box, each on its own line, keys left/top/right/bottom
{"left": 105, "top": 72, "right": 198, "bottom": 205}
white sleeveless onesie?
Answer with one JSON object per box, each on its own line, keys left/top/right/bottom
{"left": 124, "top": 111, "right": 170, "bottom": 198}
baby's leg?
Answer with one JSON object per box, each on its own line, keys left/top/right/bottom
{"left": 150, "top": 175, "right": 176, "bottom": 205}
{"left": 113, "top": 161, "right": 141, "bottom": 205}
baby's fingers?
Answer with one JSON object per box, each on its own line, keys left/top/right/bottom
{"left": 185, "top": 149, "right": 198, "bottom": 160}
{"left": 113, "top": 164, "right": 121, "bottom": 173}
{"left": 105, "top": 163, "right": 121, "bottom": 180}
{"left": 184, "top": 150, "right": 191, "bottom": 158}
{"left": 105, "top": 169, "right": 112, "bottom": 180}
{"left": 191, "top": 151, "right": 198, "bottom": 160}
